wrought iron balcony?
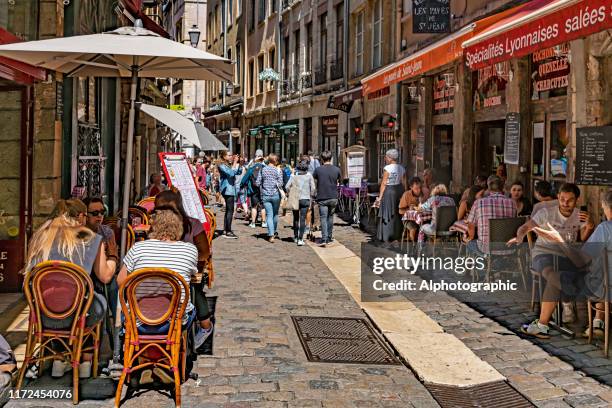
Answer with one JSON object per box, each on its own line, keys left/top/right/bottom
{"left": 314, "top": 64, "right": 327, "bottom": 86}
{"left": 301, "top": 73, "right": 312, "bottom": 89}
{"left": 330, "top": 60, "right": 343, "bottom": 81}
{"left": 282, "top": 0, "right": 300, "bottom": 10}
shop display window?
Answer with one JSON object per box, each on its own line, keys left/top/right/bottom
{"left": 550, "top": 120, "right": 568, "bottom": 179}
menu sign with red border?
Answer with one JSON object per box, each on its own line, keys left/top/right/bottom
{"left": 159, "top": 152, "right": 211, "bottom": 233}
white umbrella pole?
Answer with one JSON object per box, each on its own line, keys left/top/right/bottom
{"left": 120, "top": 64, "right": 138, "bottom": 260}
{"left": 113, "top": 64, "right": 138, "bottom": 366}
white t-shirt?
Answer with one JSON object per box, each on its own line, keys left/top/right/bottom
{"left": 384, "top": 164, "right": 405, "bottom": 186}
{"left": 531, "top": 205, "right": 583, "bottom": 258}
{"left": 123, "top": 239, "right": 198, "bottom": 314}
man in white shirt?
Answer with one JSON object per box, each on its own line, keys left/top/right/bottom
{"left": 509, "top": 183, "right": 595, "bottom": 338}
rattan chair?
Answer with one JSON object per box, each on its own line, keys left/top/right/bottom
{"left": 199, "top": 189, "right": 209, "bottom": 206}
{"left": 204, "top": 208, "right": 216, "bottom": 239}
{"left": 103, "top": 217, "right": 136, "bottom": 251}
{"left": 115, "top": 268, "right": 190, "bottom": 408}
{"left": 17, "top": 261, "right": 102, "bottom": 404}
{"left": 136, "top": 197, "right": 156, "bottom": 214}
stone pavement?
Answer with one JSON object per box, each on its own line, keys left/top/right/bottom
{"left": 333, "top": 213, "right": 612, "bottom": 408}
{"left": 4, "top": 210, "right": 439, "bottom": 408}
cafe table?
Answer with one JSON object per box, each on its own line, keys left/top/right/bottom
{"left": 402, "top": 210, "right": 432, "bottom": 242}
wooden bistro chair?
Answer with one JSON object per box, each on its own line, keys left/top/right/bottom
{"left": 17, "top": 261, "right": 102, "bottom": 404}
{"left": 422, "top": 206, "right": 458, "bottom": 257}
{"left": 103, "top": 217, "right": 136, "bottom": 251}
{"left": 586, "top": 248, "right": 612, "bottom": 356}
{"left": 204, "top": 208, "right": 216, "bottom": 240}
{"left": 115, "top": 268, "right": 190, "bottom": 408}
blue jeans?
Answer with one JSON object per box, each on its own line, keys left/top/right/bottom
{"left": 262, "top": 194, "right": 281, "bottom": 237}
{"left": 318, "top": 199, "right": 338, "bottom": 243}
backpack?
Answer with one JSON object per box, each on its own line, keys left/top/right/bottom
{"left": 242, "top": 162, "right": 263, "bottom": 195}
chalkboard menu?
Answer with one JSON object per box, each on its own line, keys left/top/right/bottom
{"left": 413, "top": 0, "right": 451, "bottom": 34}
{"left": 504, "top": 112, "right": 520, "bottom": 165}
{"left": 575, "top": 126, "right": 612, "bottom": 186}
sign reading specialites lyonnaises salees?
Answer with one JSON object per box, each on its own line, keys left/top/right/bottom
{"left": 464, "top": 0, "right": 612, "bottom": 70}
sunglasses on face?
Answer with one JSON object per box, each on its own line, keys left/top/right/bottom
{"left": 88, "top": 210, "right": 105, "bottom": 216}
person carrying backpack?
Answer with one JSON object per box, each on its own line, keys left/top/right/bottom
{"left": 242, "top": 149, "right": 267, "bottom": 228}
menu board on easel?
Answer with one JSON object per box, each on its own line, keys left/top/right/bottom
{"left": 159, "top": 152, "right": 210, "bottom": 230}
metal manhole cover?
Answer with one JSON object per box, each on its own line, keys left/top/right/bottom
{"left": 291, "top": 316, "right": 400, "bottom": 365}
{"left": 426, "top": 381, "right": 535, "bottom": 408}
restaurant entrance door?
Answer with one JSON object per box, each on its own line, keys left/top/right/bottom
{"left": 0, "top": 86, "right": 32, "bottom": 292}
{"left": 475, "top": 120, "right": 505, "bottom": 178}
{"left": 433, "top": 125, "right": 453, "bottom": 186}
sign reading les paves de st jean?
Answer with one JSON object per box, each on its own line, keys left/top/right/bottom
{"left": 413, "top": 0, "right": 451, "bottom": 34}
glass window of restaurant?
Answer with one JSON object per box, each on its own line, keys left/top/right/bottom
{"left": 472, "top": 61, "right": 509, "bottom": 178}
{"left": 530, "top": 43, "right": 569, "bottom": 195}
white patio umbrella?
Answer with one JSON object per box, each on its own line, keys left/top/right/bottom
{"left": 0, "top": 20, "right": 232, "bottom": 259}
{"left": 138, "top": 103, "right": 201, "bottom": 148}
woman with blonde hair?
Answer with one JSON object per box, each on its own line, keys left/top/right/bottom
{"left": 419, "top": 184, "right": 456, "bottom": 241}
{"left": 24, "top": 199, "right": 116, "bottom": 378}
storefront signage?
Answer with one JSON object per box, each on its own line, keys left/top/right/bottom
{"left": 575, "top": 126, "right": 612, "bottom": 186}
{"left": 464, "top": 0, "right": 612, "bottom": 70}
{"left": 433, "top": 73, "right": 455, "bottom": 114}
{"left": 413, "top": 0, "right": 451, "bottom": 34}
{"left": 473, "top": 61, "right": 508, "bottom": 111}
{"left": 504, "top": 112, "right": 520, "bottom": 165}
{"left": 328, "top": 87, "right": 363, "bottom": 113}
{"left": 322, "top": 116, "right": 339, "bottom": 135}
{"left": 531, "top": 43, "right": 569, "bottom": 99}
{"left": 168, "top": 104, "right": 185, "bottom": 111}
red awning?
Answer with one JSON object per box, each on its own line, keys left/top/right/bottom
{"left": 0, "top": 28, "right": 46, "bottom": 84}
{"left": 360, "top": 5, "right": 524, "bottom": 95}
{"left": 463, "top": 0, "right": 612, "bottom": 70}
{"left": 121, "top": 0, "right": 170, "bottom": 38}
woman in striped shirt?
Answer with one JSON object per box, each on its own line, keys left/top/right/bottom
{"left": 118, "top": 209, "right": 210, "bottom": 352}
{"left": 256, "top": 154, "right": 284, "bottom": 242}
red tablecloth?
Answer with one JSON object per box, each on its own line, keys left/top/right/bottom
{"left": 402, "top": 210, "right": 432, "bottom": 225}
{"left": 450, "top": 219, "right": 468, "bottom": 234}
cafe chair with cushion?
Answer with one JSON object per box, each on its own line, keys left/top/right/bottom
{"left": 586, "top": 249, "right": 612, "bottom": 356}
{"left": 115, "top": 268, "right": 190, "bottom": 408}
{"left": 478, "top": 217, "right": 528, "bottom": 287}
{"left": 17, "top": 261, "right": 102, "bottom": 404}
{"left": 103, "top": 217, "right": 136, "bottom": 252}
{"left": 422, "top": 205, "right": 458, "bottom": 256}
{"left": 136, "top": 197, "right": 156, "bottom": 214}
{"left": 203, "top": 208, "right": 216, "bottom": 242}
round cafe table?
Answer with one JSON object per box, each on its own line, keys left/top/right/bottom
{"left": 402, "top": 210, "right": 432, "bottom": 242}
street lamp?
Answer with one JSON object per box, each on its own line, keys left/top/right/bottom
{"left": 188, "top": 25, "right": 201, "bottom": 48}
{"left": 226, "top": 82, "right": 234, "bottom": 96}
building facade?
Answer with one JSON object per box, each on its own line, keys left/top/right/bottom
{"left": 360, "top": 0, "right": 612, "bottom": 215}
{"left": 203, "top": 0, "right": 244, "bottom": 154}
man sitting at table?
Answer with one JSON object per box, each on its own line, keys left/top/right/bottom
{"left": 508, "top": 183, "right": 594, "bottom": 338}
{"left": 466, "top": 175, "right": 516, "bottom": 256}
{"left": 531, "top": 180, "right": 558, "bottom": 217}
{"left": 399, "top": 177, "right": 426, "bottom": 242}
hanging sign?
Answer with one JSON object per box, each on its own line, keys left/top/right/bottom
{"left": 504, "top": 112, "right": 520, "bottom": 165}
{"left": 413, "top": 0, "right": 451, "bottom": 34}
{"left": 159, "top": 152, "right": 211, "bottom": 232}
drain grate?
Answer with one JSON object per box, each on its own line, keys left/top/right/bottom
{"left": 291, "top": 316, "right": 400, "bottom": 365}
{"left": 426, "top": 381, "right": 535, "bottom": 408}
